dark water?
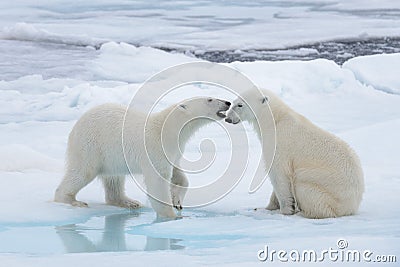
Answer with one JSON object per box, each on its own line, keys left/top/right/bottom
{"left": 164, "top": 37, "right": 400, "bottom": 65}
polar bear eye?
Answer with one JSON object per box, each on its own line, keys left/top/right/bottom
{"left": 207, "top": 98, "right": 213, "bottom": 102}
{"left": 237, "top": 103, "right": 243, "bottom": 108}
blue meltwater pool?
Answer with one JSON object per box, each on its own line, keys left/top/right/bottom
{"left": 0, "top": 209, "right": 245, "bottom": 255}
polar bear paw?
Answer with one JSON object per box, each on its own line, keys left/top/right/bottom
{"left": 266, "top": 201, "right": 280, "bottom": 211}
{"left": 172, "top": 194, "right": 183, "bottom": 211}
{"left": 280, "top": 197, "right": 296, "bottom": 215}
{"left": 281, "top": 206, "right": 295, "bottom": 215}
{"left": 173, "top": 200, "right": 183, "bottom": 211}
{"left": 71, "top": 200, "right": 88, "bottom": 207}
{"left": 114, "top": 198, "right": 142, "bottom": 209}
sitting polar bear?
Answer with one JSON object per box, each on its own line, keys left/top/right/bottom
{"left": 55, "top": 97, "right": 231, "bottom": 218}
{"left": 225, "top": 89, "right": 364, "bottom": 219}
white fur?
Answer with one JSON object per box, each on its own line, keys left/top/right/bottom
{"left": 225, "top": 89, "right": 364, "bottom": 218}
{"left": 55, "top": 97, "right": 230, "bottom": 218}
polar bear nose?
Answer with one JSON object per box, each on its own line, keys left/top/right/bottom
{"left": 225, "top": 101, "right": 231, "bottom": 106}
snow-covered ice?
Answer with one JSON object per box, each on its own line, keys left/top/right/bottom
{"left": 343, "top": 53, "right": 400, "bottom": 95}
{"left": 0, "top": 1, "right": 400, "bottom": 266}
{"left": 1, "top": 43, "right": 399, "bottom": 265}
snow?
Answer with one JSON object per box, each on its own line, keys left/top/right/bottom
{"left": 0, "top": 22, "right": 105, "bottom": 48}
{"left": 1, "top": 1, "right": 400, "bottom": 266}
{"left": 343, "top": 53, "right": 400, "bottom": 94}
{"left": 92, "top": 42, "right": 198, "bottom": 83}
{"left": 0, "top": 144, "right": 62, "bottom": 172}
{"left": 1, "top": 45, "right": 399, "bottom": 265}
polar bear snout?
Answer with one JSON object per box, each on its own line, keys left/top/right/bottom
{"left": 216, "top": 99, "right": 231, "bottom": 118}
{"left": 225, "top": 117, "right": 240, "bottom": 124}
{"left": 224, "top": 109, "right": 241, "bottom": 124}
{"left": 224, "top": 100, "right": 248, "bottom": 124}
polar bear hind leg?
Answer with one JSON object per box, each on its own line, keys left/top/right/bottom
{"left": 54, "top": 169, "right": 96, "bottom": 207}
{"left": 294, "top": 169, "right": 343, "bottom": 219}
{"left": 295, "top": 184, "right": 339, "bottom": 219}
{"left": 265, "top": 191, "right": 280, "bottom": 210}
{"left": 101, "top": 176, "right": 141, "bottom": 209}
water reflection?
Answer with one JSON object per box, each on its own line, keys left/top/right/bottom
{"left": 56, "top": 212, "right": 183, "bottom": 253}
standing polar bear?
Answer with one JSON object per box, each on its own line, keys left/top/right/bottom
{"left": 225, "top": 89, "right": 364, "bottom": 219}
{"left": 55, "top": 97, "right": 231, "bottom": 218}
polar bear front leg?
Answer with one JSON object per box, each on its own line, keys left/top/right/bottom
{"left": 143, "top": 169, "right": 176, "bottom": 219}
{"left": 269, "top": 175, "right": 296, "bottom": 215}
{"left": 171, "top": 167, "right": 188, "bottom": 211}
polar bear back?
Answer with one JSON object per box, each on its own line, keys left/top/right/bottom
{"left": 66, "top": 103, "right": 147, "bottom": 176}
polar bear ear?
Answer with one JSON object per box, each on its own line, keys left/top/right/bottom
{"left": 261, "top": 96, "right": 269, "bottom": 104}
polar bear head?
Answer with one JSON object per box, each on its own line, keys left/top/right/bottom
{"left": 160, "top": 97, "right": 231, "bottom": 162}
{"left": 160, "top": 97, "right": 231, "bottom": 146}
{"left": 224, "top": 89, "right": 271, "bottom": 125}
{"left": 174, "top": 97, "right": 231, "bottom": 121}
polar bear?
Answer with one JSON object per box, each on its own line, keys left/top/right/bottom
{"left": 225, "top": 89, "right": 364, "bottom": 218}
{"left": 55, "top": 97, "right": 231, "bottom": 218}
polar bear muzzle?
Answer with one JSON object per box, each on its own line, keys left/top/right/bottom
{"left": 216, "top": 99, "right": 231, "bottom": 118}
